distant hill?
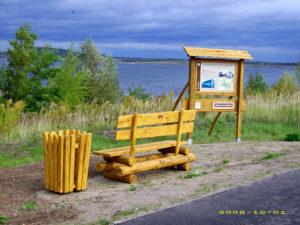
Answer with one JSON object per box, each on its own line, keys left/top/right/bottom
{"left": 0, "top": 47, "right": 297, "bottom": 67}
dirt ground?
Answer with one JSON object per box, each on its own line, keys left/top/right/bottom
{"left": 0, "top": 141, "right": 299, "bottom": 225}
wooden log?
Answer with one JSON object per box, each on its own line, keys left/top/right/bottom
{"left": 96, "top": 162, "right": 125, "bottom": 172}
{"left": 159, "top": 146, "right": 191, "bottom": 155}
{"left": 69, "top": 134, "right": 76, "bottom": 191}
{"left": 43, "top": 132, "right": 49, "bottom": 189}
{"left": 75, "top": 133, "right": 87, "bottom": 190}
{"left": 96, "top": 153, "right": 172, "bottom": 171}
{"left": 177, "top": 163, "right": 191, "bottom": 171}
{"left": 64, "top": 135, "right": 71, "bottom": 193}
{"left": 47, "top": 133, "right": 54, "bottom": 191}
{"left": 103, "top": 155, "right": 136, "bottom": 166}
{"left": 135, "top": 153, "right": 169, "bottom": 163}
{"left": 81, "top": 133, "right": 92, "bottom": 190}
{"left": 103, "top": 170, "right": 137, "bottom": 184}
{"left": 57, "top": 135, "right": 64, "bottom": 193}
{"left": 52, "top": 134, "right": 58, "bottom": 192}
{"left": 94, "top": 140, "right": 187, "bottom": 157}
{"left": 116, "top": 153, "right": 196, "bottom": 176}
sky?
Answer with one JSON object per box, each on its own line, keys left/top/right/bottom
{"left": 0, "top": 0, "right": 300, "bottom": 62}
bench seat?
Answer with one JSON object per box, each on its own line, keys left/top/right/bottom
{"left": 93, "top": 140, "right": 187, "bottom": 157}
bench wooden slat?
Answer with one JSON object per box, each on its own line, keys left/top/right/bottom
{"left": 93, "top": 140, "right": 187, "bottom": 157}
{"left": 116, "top": 121, "right": 194, "bottom": 140}
{"left": 117, "top": 110, "right": 196, "bottom": 128}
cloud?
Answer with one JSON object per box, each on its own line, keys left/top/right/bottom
{"left": 0, "top": 0, "right": 299, "bottom": 61}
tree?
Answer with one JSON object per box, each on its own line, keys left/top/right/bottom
{"left": 245, "top": 73, "right": 268, "bottom": 95}
{"left": 80, "top": 38, "right": 121, "bottom": 104}
{"left": 1, "top": 24, "right": 59, "bottom": 111}
{"left": 271, "top": 72, "right": 297, "bottom": 95}
{"left": 49, "top": 48, "right": 90, "bottom": 109}
{"left": 80, "top": 38, "right": 101, "bottom": 75}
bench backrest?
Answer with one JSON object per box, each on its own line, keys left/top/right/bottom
{"left": 116, "top": 109, "right": 196, "bottom": 156}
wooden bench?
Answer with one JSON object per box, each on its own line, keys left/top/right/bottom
{"left": 93, "top": 109, "right": 197, "bottom": 183}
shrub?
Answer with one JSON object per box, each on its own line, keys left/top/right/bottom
{"left": 0, "top": 99, "right": 24, "bottom": 140}
{"left": 49, "top": 48, "right": 90, "bottom": 109}
{"left": 0, "top": 214, "right": 8, "bottom": 224}
{"left": 271, "top": 72, "right": 297, "bottom": 95}
{"left": 128, "top": 84, "right": 151, "bottom": 101}
{"left": 285, "top": 133, "right": 300, "bottom": 142}
{"left": 245, "top": 73, "right": 268, "bottom": 95}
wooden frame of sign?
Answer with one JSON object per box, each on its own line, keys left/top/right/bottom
{"left": 173, "top": 47, "right": 252, "bottom": 142}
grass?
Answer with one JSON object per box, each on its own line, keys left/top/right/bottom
{"left": 112, "top": 207, "right": 148, "bottom": 221}
{"left": 260, "top": 150, "right": 288, "bottom": 161}
{"left": 127, "top": 184, "right": 138, "bottom": 191}
{"left": 21, "top": 201, "right": 38, "bottom": 211}
{"left": 0, "top": 93, "right": 299, "bottom": 168}
{"left": 0, "top": 214, "right": 8, "bottom": 224}
{"left": 183, "top": 167, "right": 202, "bottom": 179}
{"left": 213, "top": 159, "right": 230, "bottom": 173}
{"left": 97, "top": 218, "right": 111, "bottom": 225}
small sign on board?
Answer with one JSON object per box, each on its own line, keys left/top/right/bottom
{"left": 195, "top": 101, "right": 201, "bottom": 109}
{"left": 212, "top": 102, "right": 235, "bottom": 110}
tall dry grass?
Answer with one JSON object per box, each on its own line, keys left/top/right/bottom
{"left": 8, "top": 95, "right": 173, "bottom": 142}
{"left": 2, "top": 92, "right": 299, "bottom": 143}
{"left": 245, "top": 92, "right": 300, "bottom": 126}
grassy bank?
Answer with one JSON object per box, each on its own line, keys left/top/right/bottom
{"left": 0, "top": 93, "right": 299, "bottom": 168}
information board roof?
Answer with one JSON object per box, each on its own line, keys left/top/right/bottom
{"left": 183, "top": 47, "right": 253, "bottom": 60}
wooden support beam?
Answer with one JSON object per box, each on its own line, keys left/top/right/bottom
{"left": 208, "top": 96, "right": 234, "bottom": 136}
{"left": 116, "top": 153, "right": 196, "bottom": 177}
{"left": 175, "top": 109, "right": 184, "bottom": 155}
{"left": 236, "top": 60, "right": 244, "bottom": 142}
{"left": 130, "top": 113, "right": 138, "bottom": 156}
{"left": 172, "top": 81, "right": 189, "bottom": 111}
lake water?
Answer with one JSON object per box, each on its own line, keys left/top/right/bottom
{"left": 117, "top": 62, "right": 296, "bottom": 95}
{"left": 0, "top": 56, "right": 296, "bottom": 96}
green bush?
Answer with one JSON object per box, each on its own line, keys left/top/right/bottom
{"left": 128, "top": 84, "right": 151, "bottom": 101}
{"left": 0, "top": 99, "right": 24, "bottom": 140}
{"left": 49, "top": 48, "right": 90, "bottom": 109}
{"left": 271, "top": 72, "right": 297, "bottom": 95}
{"left": 245, "top": 73, "right": 268, "bottom": 95}
{"left": 0, "top": 214, "right": 8, "bottom": 224}
{"left": 285, "top": 133, "right": 300, "bottom": 142}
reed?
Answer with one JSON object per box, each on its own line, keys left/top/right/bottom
{"left": 1, "top": 92, "right": 299, "bottom": 144}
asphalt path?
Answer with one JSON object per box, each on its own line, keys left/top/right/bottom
{"left": 118, "top": 169, "right": 300, "bottom": 225}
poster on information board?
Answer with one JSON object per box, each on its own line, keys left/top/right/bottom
{"left": 198, "top": 62, "right": 236, "bottom": 93}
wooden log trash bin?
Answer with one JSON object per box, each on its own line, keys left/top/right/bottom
{"left": 43, "top": 130, "right": 92, "bottom": 193}
{"left": 94, "top": 109, "right": 197, "bottom": 183}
